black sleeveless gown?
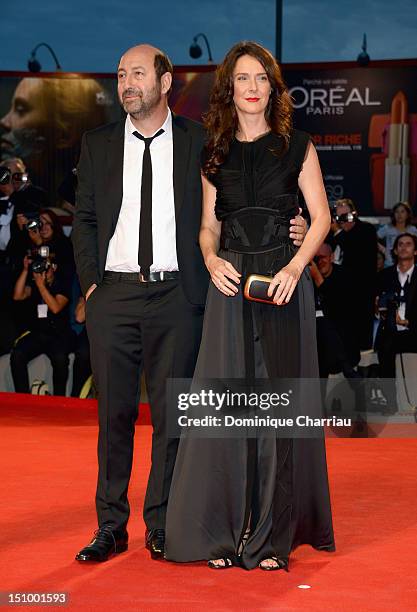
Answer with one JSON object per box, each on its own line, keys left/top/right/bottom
{"left": 165, "top": 129, "right": 335, "bottom": 569}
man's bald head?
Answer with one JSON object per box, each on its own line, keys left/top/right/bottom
{"left": 317, "top": 243, "right": 333, "bottom": 258}
{"left": 119, "top": 44, "right": 160, "bottom": 66}
{"left": 0, "top": 157, "right": 26, "bottom": 173}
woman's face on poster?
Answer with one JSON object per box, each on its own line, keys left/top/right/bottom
{"left": 0, "top": 78, "right": 48, "bottom": 162}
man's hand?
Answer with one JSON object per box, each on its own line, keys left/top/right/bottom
{"left": 16, "top": 214, "right": 28, "bottom": 231}
{"left": 396, "top": 311, "right": 409, "bottom": 327}
{"left": 330, "top": 220, "right": 340, "bottom": 235}
{"left": 23, "top": 255, "right": 31, "bottom": 271}
{"left": 308, "top": 259, "right": 324, "bottom": 287}
{"left": 86, "top": 283, "right": 98, "bottom": 301}
{"left": 289, "top": 208, "right": 307, "bottom": 246}
{"left": 75, "top": 296, "right": 86, "bottom": 323}
{"left": 33, "top": 271, "right": 46, "bottom": 288}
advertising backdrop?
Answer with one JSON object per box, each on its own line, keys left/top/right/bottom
{"left": 285, "top": 62, "right": 417, "bottom": 214}
{"left": 1, "top": 60, "right": 416, "bottom": 215}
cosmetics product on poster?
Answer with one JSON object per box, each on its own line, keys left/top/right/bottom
{"left": 383, "top": 91, "right": 410, "bottom": 209}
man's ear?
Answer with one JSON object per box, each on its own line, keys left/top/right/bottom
{"left": 161, "top": 72, "right": 172, "bottom": 95}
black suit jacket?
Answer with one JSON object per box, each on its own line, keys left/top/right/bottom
{"left": 377, "top": 264, "right": 417, "bottom": 333}
{"left": 72, "top": 113, "right": 209, "bottom": 305}
{"left": 331, "top": 219, "right": 377, "bottom": 288}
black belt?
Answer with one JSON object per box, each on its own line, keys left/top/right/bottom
{"left": 220, "top": 206, "right": 295, "bottom": 255}
{"left": 103, "top": 270, "right": 180, "bottom": 283}
{"left": 220, "top": 224, "right": 291, "bottom": 254}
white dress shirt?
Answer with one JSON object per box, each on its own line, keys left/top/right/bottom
{"left": 105, "top": 111, "right": 178, "bottom": 272}
{"left": 0, "top": 197, "right": 14, "bottom": 251}
{"left": 396, "top": 263, "right": 414, "bottom": 331}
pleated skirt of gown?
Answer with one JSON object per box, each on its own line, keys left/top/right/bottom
{"left": 165, "top": 250, "right": 336, "bottom": 569}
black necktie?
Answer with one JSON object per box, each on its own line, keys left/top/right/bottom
{"left": 399, "top": 275, "right": 410, "bottom": 302}
{"left": 133, "top": 128, "right": 164, "bottom": 279}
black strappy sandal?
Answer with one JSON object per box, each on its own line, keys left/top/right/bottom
{"left": 259, "top": 556, "right": 289, "bottom": 572}
{"left": 208, "top": 557, "right": 234, "bottom": 569}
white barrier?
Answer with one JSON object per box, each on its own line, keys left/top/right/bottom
{"left": 0, "top": 353, "right": 75, "bottom": 397}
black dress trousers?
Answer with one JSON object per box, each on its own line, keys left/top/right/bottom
{"left": 86, "top": 274, "right": 204, "bottom": 531}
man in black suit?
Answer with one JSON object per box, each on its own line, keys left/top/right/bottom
{"left": 310, "top": 243, "right": 361, "bottom": 379}
{"left": 330, "top": 198, "right": 377, "bottom": 352}
{"left": 72, "top": 44, "right": 307, "bottom": 563}
{"left": 376, "top": 233, "right": 417, "bottom": 381}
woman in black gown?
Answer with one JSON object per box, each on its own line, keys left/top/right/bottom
{"left": 165, "top": 41, "right": 335, "bottom": 570}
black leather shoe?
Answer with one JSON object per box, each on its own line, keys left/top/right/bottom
{"left": 75, "top": 525, "right": 128, "bottom": 562}
{"left": 145, "top": 528, "right": 165, "bottom": 560}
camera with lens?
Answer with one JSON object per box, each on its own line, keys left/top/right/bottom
{"left": 12, "top": 172, "right": 29, "bottom": 189}
{"left": 25, "top": 214, "right": 42, "bottom": 232}
{"left": 29, "top": 246, "right": 51, "bottom": 274}
{"left": 332, "top": 210, "right": 357, "bottom": 224}
{"left": 0, "top": 167, "right": 12, "bottom": 185}
{"left": 0, "top": 167, "right": 29, "bottom": 186}
{"left": 378, "top": 289, "right": 400, "bottom": 320}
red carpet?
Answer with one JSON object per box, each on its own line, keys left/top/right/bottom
{"left": 1, "top": 392, "right": 416, "bottom": 611}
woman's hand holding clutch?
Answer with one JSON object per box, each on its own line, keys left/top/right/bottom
{"left": 206, "top": 255, "right": 241, "bottom": 297}
{"left": 267, "top": 260, "right": 304, "bottom": 305}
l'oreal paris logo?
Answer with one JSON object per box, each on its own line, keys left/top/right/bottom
{"left": 289, "top": 86, "right": 381, "bottom": 115}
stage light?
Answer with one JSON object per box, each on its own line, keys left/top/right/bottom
{"left": 357, "top": 33, "right": 370, "bottom": 66}
{"left": 189, "top": 33, "right": 213, "bottom": 63}
{"left": 28, "top": 43, "right": 62, "bottom": 72}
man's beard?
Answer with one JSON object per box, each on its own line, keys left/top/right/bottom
{"left": 121, "top": 82, "right": 162, "bottom": 119}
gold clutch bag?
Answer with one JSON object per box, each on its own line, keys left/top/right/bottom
{"left": 243, "top": 274, "right": 279, "bottom": 304}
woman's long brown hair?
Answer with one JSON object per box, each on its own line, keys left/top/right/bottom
{"left": 203, "top": 41, "right": 293, "bottom": 176}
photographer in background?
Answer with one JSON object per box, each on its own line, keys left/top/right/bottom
{"left": 310, "top": 243, "right": 363, "bottom": 406}
{"left": 6, "top": 208, "right": 75, "bottom": 335}
{"left": 10, "top": 249, "right": 75, "bottom": 396}
{"left": 22, "top": 208, "right": 75, "bottom": 282}
{"left": 375, "top": 233, "right": 417, "bottom": 381}
{"left": 310, "top": 243, "right": 361, "bottom": 373}
{"left": 1, "top": 158, "right": 47, "bottom": 248}
{"left": 330, "top": 198, "right": 378, "bottom": 352}
{"left": 11, "top": 159, "right": 48, "bottom": 212}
